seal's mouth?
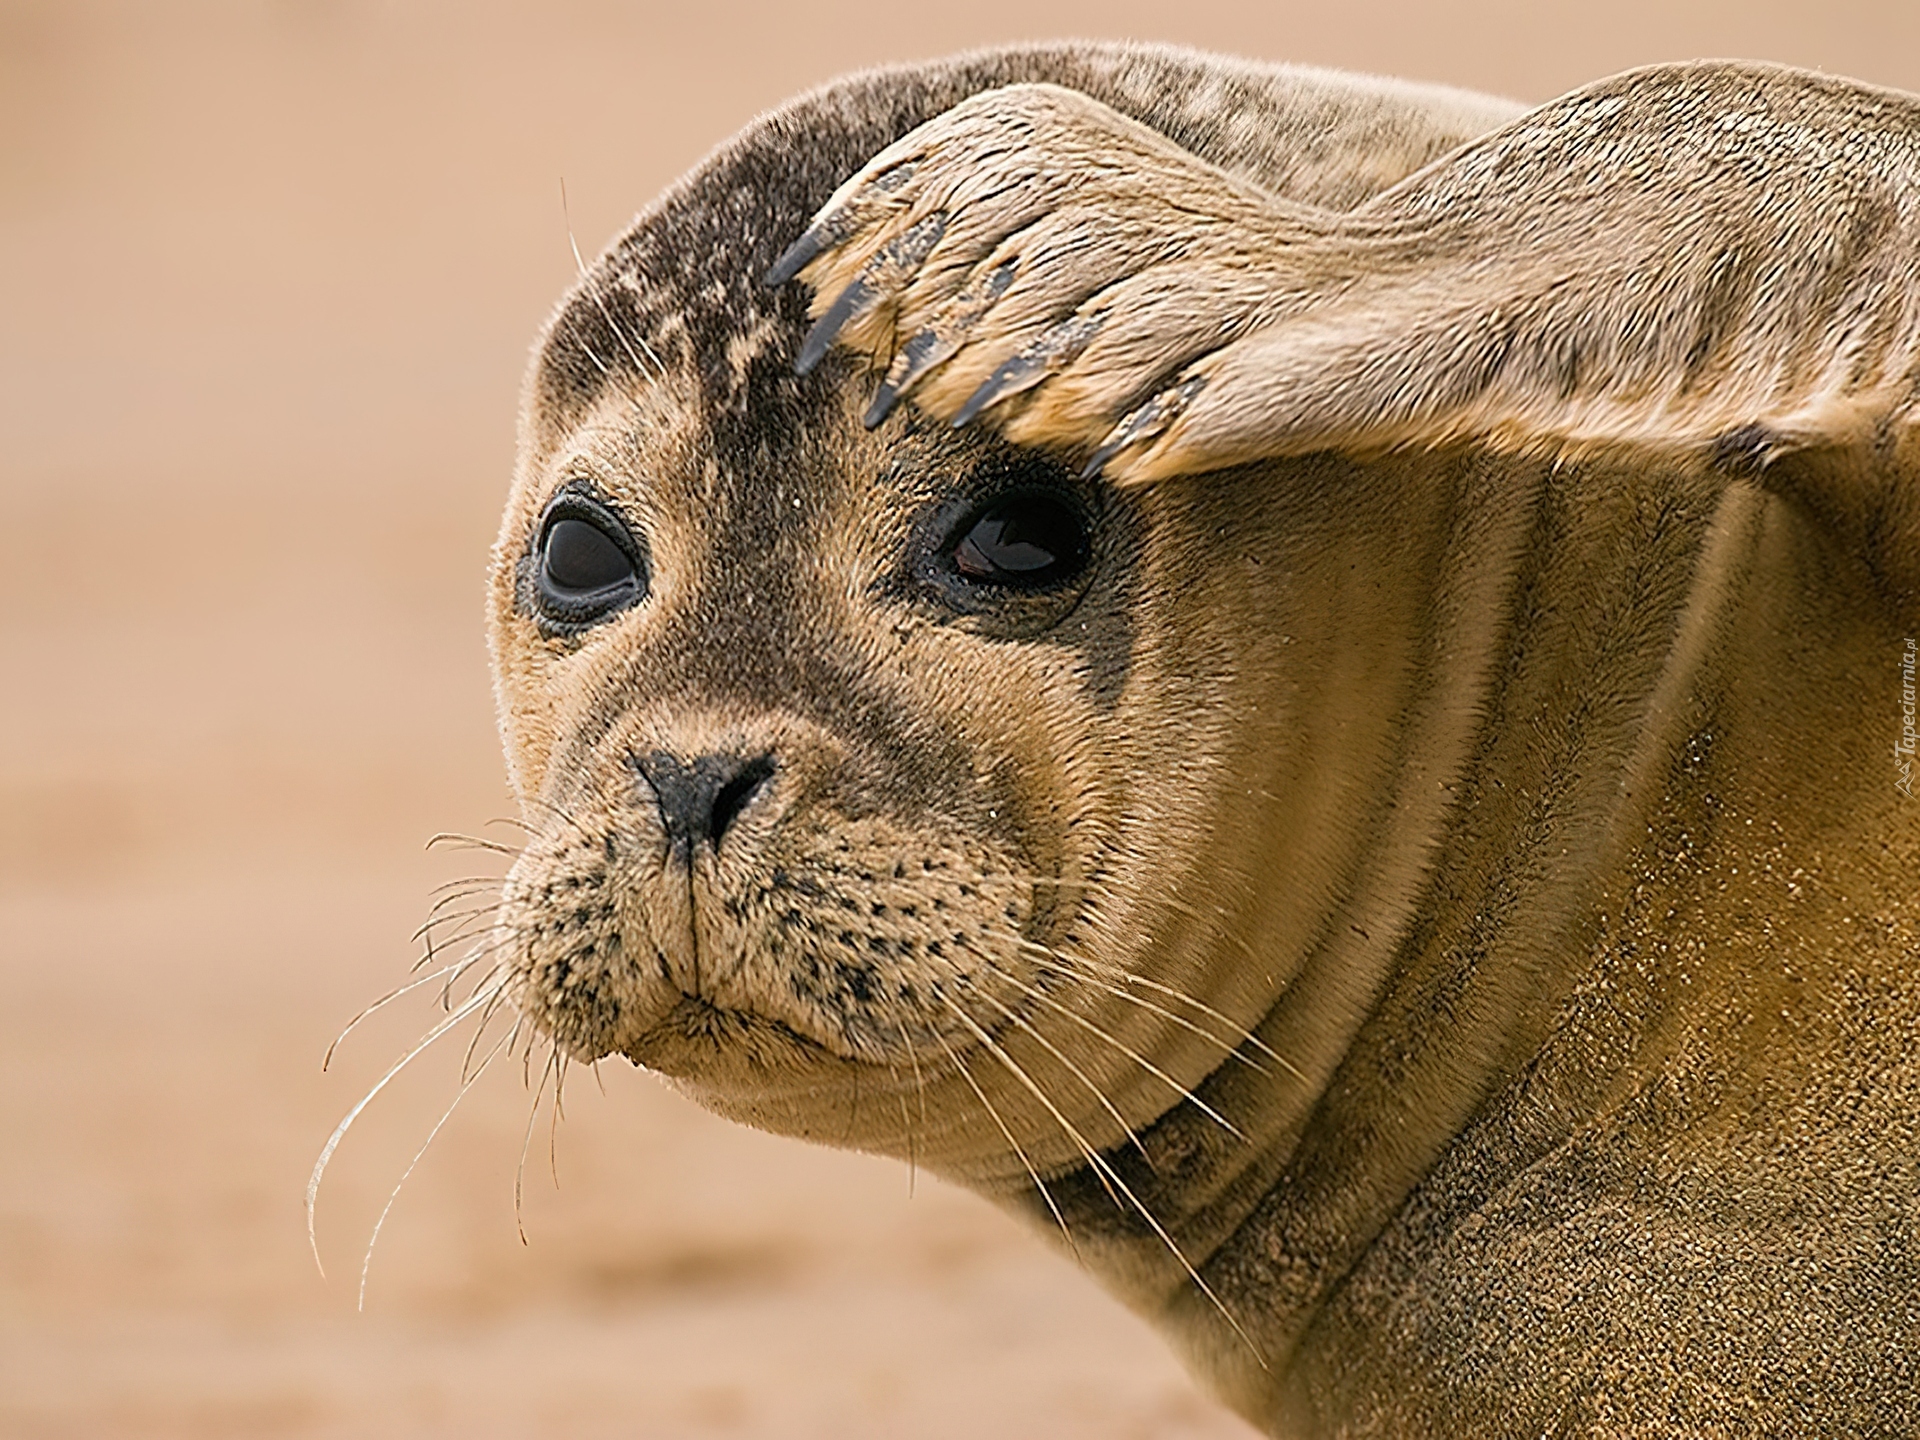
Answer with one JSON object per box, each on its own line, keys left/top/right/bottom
{"left": 617, "top": 995, "right": 833, "bottom": 1078}
{"left": 496, "top": 790, "right": 1052, "bottom": 1079}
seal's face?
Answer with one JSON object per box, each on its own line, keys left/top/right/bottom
{"left": 488, "top": 302, "right": 1171, "bottom": 1155}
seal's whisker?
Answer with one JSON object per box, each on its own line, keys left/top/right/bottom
{"left": 1020, "top": 936, "right": 1269, "bottom": 1045}
{"left": 960, "top": 977, "right": 1155, "bottom": 1164}
{"left": 567, "top": 324, "right": 613, "bottom": 380}
{"left": 929, "top": 1028, "right": 1078, "bottom": 1261}
{"left": 873, "top": 1038, "right": 918, "bottom": 1196}
{"left": 593, "top": 272, "right": 666, "bottom": 380}
{"left": 548, "top": 1053, "right": 570, "bottom": 1187}
{"left": 356, "top": 1015, "right": 521, "bottom": 1312}
{"left": 409, "top": 912, "right": 505, "bottom": 973}
{"left": 1015, "top": 929, "right": 1263, "bottom": 1035}
{"left": 461, "top": 977, "right": 519, "bottom": 1081}
{"left": 1019, "top": 938, "right": 1303, "bottom": 1080}
{"left": 411, "top": 903, "right": 503, "bottom": 947}
{"left": 415, "top": 911, "right": 502, "bottom": 963}
{"left": 1018, "top": 945, "right": 1272, "bottom": 1073}
{"left": 560, "top": 177, "right": 587, "bottom": 280}
{"left": 604, "top": 272, "right": 669, "bottom": 380}
{"left": 424, "top": 867, "right": 506, "bottom": 902}
{"left": 323, "top": 956, "right": 494, "bottom": 1071}
{"left": 428, "top": 936, "right": 514, "bottom": 1006}
{"left": 520, "top": 793, "right": 598, "bottom": 847}
{"left": 419, "top": 915, "right": 511, "bottom": 976}
{"left": 426, "top": 832, "right": 523, "bottom": 858}
{"left": 518, "top": 1012, "right": 548, "bottom": 1073}
{"left": 438, "top": 949, "right": 507, "bottom": 1015}
{"left": 1005, "top": 869, "right": 1273, "bottom": 973}
{"left": 457, "top": 1008, "right": 506, "bottom": 1084}
{"left": 434, "top": 926, "right": 517, "bottom": 981}
{"left": 941, "top": 1003, "right": 1265, "bottom": 1365}
{"left": 940, "top": 1003, "right": 1127, "bottom": 1209}
{"left": 429, "top": 873, "right": 507, "bottom": 896}
{"left": 982, "top": 962, "right": 1245, "bottom": 1141}
{"left": 308, "top": 978, "right": 508, "bottom": 1278}
{"left": 422, "top": 874, "right": 505, "bottom": 904}
{"left": 839, "top": 1057, "right": 863, "bottom": 1148}
{"left": 893, "top": 1019, "right": 930, "bottom": 1198}
{"left": 562, "top": 177, "right": 667, "bottom": 381}
{"left": 514, "top": 1043, "right": 563, "bottom": 1244}
{"left": 417, "top": 924, "right": 504, "bottom": 980}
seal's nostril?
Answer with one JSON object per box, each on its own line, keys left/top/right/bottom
{"left": 708, "top": 755, "right": 775, "bottom": 847}
{"left": 634, "top": 750, "right": 776, "bottom": 857}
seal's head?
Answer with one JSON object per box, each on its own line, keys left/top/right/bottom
{"left": 492, "top": 73, "right": 1116, "bottom": 1175}
{"left": 487, "top": 48, "right": 1466, "bottom": 1183}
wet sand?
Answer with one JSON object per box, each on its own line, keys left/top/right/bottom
{"left": 3, "top": 3, "right": 1913, "bottom": 1436}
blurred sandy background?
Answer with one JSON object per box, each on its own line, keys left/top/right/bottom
{"left": 1, "top": 3, "right": 1915, "bottom": 1437}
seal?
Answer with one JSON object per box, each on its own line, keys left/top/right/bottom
{"left": 486, "top": 42, "right": 1920, "bottom": 1437}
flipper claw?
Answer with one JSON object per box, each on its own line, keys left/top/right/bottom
{"left": 863, "top": 328, "right": 950, "bottom": 428}
{"left": 952, "top": 308, "right": 1108, "bottom": 427}
{"left": 1082, "top": 373, "right": 1207, "bottom": 477}
{"left": 793, "top": 212, "right": 949, "bottom": 376}
{"left": 796, "top": 279, "right": 873, "bottom": 375}
{"left": 764, "top": 229, "right": 826, "bottom": 289}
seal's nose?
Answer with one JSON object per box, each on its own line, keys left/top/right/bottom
{"left": 634, "top": 751, "right": 776, "bottom": 857}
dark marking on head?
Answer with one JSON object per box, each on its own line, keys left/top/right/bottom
{"left": 530, "top": 42, "right": 1519, "bottom": 455}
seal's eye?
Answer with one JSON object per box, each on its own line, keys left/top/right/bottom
{"left": 948, "top": 491, "right": 1089, "bottom": 589}
{"left": 544, "top": 519, "right": 631, "bottom": 594}
{"left": 530, "top": 495, "right": 646, "bottom": 629}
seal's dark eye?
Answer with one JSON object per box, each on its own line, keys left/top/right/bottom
{"left": 531, "top": 496, "right": 646, "bottom": 629}
{"left": 949, "top": 491, "right": 1088, "bottom": 588}
{"left": 544, "top": 518, "right": 631, "bottom": 594}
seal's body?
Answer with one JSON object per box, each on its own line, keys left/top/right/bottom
{"left": 488, "top": 44, "right": 1920, "bottom": 1436}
